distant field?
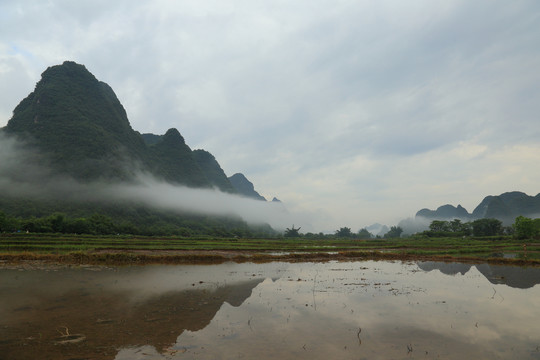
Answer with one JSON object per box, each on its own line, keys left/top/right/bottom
{"left": 1, "top": 233, "right": 539, "bottom": 265}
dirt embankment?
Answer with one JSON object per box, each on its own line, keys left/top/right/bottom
{"left": 1, "top": 249, "right": 539, "bottom": 267}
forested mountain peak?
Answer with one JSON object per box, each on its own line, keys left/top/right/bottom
{"left": 8, "top": 61, "right": 133, "bottom": 136}
{"left": 4, "top": 61, "right": 146, "bottom": 181}
{"left": 192, "top": 150, "right": 236, "bottom": 193}
{"left": 416, "top": 204, "right": 471, "bottom": 220}
{"left": 161, "top": 128, "right": 186, "bottom": 145}
{"left": 228, "top": 173, "right": 266, "bottom": 201}
{"left": 1, "top": 61, "right": 239, "bottom": 190}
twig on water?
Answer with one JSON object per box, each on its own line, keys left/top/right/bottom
{"left": 54, "top": 325, "right": 86, "bottom": 345}
{"left": 312, "top": 271, "right": 318, "bottom": 311}
{"left": 490, "top": 287, "right": 504, "bottom": 303}
{"left": 56, "top": 326, "right": 70, "bottom": 337}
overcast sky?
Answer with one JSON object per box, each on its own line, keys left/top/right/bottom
{"left": 1, "top": 0, "right": 540, "bottom": 232}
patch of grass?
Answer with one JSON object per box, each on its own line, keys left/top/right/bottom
{"left": 1, "top": 233, "right": 539, "bottom": 266}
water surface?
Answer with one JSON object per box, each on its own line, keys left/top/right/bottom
{"left": 1, "top": 261, "right": 539, "bottom": 359}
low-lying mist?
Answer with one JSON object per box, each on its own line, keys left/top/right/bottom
{"left": 0, "top": 134, "right": 298, "bottom": 231}
{"left": 104, "top": 175, "right": 292, "bottom": 229}
{"left": 397, "top": 217, "right": 432, "bottom": 235}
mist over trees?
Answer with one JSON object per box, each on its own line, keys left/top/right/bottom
{"left": 0, "top": 210, "right": 275, "bottom": 237}
{"left": 384, "top": 226, "right": 403, "bottom": 239}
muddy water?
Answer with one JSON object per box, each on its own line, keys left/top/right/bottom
{"left": 1, "top": 261, "right": 539, "bottom": 360}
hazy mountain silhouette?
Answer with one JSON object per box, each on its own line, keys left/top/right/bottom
{"left": 415, "top": 192, "right": 540, "bottom": 224}
{"left": 228, "top": 173, "right": 267, "bottom": 201}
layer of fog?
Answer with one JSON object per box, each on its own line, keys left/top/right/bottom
{"left": 397, "top": 217, "right": 432, "bottom": 235}
{"left": 2, "top": 133, "right": 472, "bottom": 234}
{"left": 0, "top": 134, "right": 308, "bottom": 231}
{"left": 106, "top": 176, "right": 294, "bottom": 229}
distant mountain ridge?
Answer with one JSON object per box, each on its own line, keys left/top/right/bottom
{"left": 415, "top": 191, "right": 540, "bottom": 224}
{"left": 416, "top": 204, "right": 471, "bottom": 220}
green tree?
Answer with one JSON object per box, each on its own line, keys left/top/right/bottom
{"left": 471, "top": 218, "right": 502, "bottom": 236}
{"left": 357, "top": 228, "right": 372, "bottom": 239}
{"left": 22, "top": 217, "right": 52, "bottom": 233}
{"left": 513, "top": 216, "right": 539, "bottom": 239}
{"left": 0, "top": 211, "right": 19, "bottom": 232}
{"left": 48, "top": 213, "right": 66, "bottom": 233}
{"left": 449, "top": 219, "right": 463, "bottom": 232}
{"left": 335, "top": 227, "right": 353, "bottom": 238}
{"left": 64, "top": 217, "right": 91, "bottom": 234}
{"left": 89, "top": 213, "right": 116, "bottom": 235}
{"left": 0, "top": 211, "right": 6, "bottom": 232}
{"left": 384, "top": 226, "right": 403, "bottom": 239}
{"left": 284, "top": 225, "right": 301, "bottom": 238}
{"left": 429, "top": 220, "right": 449, "bottom": 232}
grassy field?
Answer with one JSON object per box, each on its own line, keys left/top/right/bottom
{"left": 1, "top": 232, "right": 539, "bottom": 265}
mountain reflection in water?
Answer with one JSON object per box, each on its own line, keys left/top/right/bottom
{"left": 1, "top": 261, "right": 539, "bottom": 360}
{"left": 417, "top": 261, "right": 540, "bottom": 289}
{"left": 0, "top": 265, "right": 265, "bottom": 360}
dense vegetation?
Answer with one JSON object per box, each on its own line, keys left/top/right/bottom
{"left": 0, "top": 208, "right": 275, "bottom": 238}
{"left": 420, "top": 218, "right": 506, "bottom": 237}
{"left": 2, "top": 211, "right": 539, "bottom": 265}
{"left": 513, "top": 216, "right": 540, "bottom": 239}
{"left": 418, "top": 216, "right": 538, "bottom": 240}
{"left": 283, "top": 217, "right": 540, "bottom": 241}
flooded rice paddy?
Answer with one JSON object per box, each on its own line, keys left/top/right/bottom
{"left": 1, "top": 260, "right": 539, "bottom": 360}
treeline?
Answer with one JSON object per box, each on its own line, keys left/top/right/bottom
{"left": 422, "top": 218, "right": 505, "bottom": 237}
{"left": 283, "top": 225, "right": 403, "bottom": 239}
{"left": 421, "top": 216, "right": 540, "bottom": 239}
{"left": 283, "top": 216, "right": 540, "bottom": 240}
{"left": 513, "top": 216, "right": 540, "bottom": 239}
{"left": 0, "top": 211, "right": 275, "bottom": 238}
